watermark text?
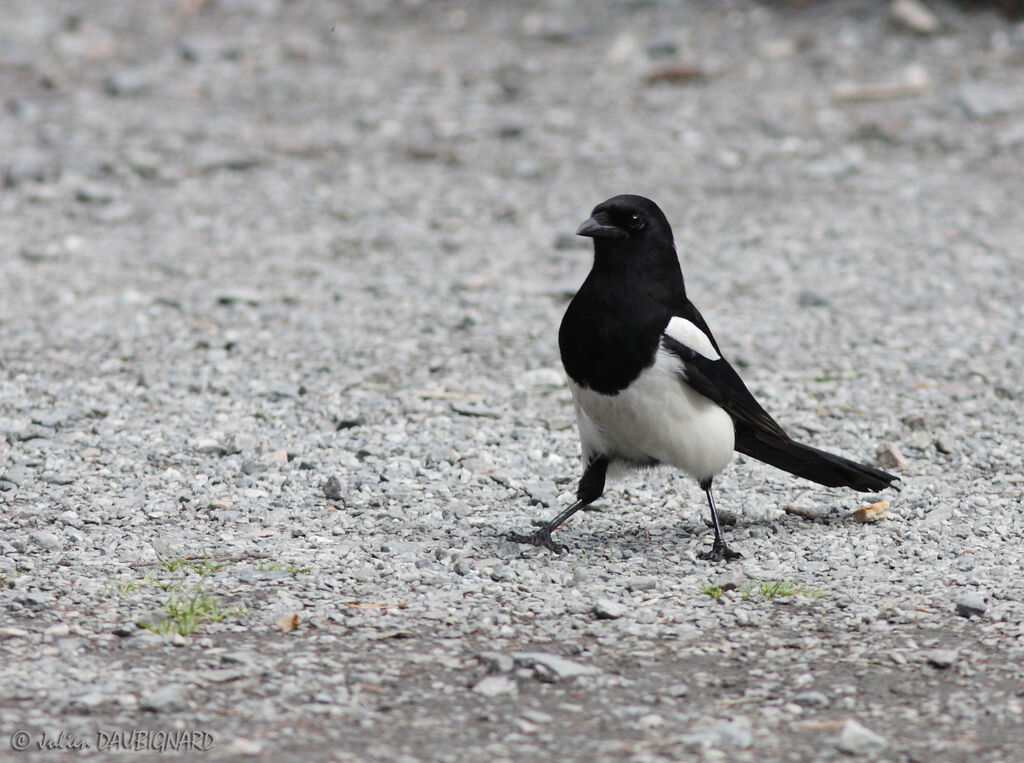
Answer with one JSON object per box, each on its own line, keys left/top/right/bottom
{"left": 9, "top": 728, "right": 215, "bottom": 753}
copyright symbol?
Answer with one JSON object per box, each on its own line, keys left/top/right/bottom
{"left": 10, "top": 730, "right": 31, "bottom": 751}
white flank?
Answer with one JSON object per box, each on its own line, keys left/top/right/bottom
{"left": 569, "top": 347, "right": 734, "bottom": 482}
{"left": 664, "top": 317, "right": 719, "bottom": 360}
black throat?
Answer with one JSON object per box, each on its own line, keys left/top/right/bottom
{"left": 559, "top": 239, "right": 686, "bottom": 395}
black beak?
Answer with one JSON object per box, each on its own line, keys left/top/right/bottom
{"left": 576, "top": 215, "right": 627, "bottom": 240}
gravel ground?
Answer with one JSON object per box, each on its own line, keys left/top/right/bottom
{"left": 2, "top": 0, "right": 1024, "bottom": 760}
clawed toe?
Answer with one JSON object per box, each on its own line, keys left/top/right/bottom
{"left": 507, "top": 530, "right": 568, "bottom": 554}
{"left": 698, "top": 542, "right": 743, "bottom": 562}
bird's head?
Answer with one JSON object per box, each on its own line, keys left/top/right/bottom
{"left": 575, "top": 194, "right": 674, "bottom": 251}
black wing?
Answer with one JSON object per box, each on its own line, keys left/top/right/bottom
{"left": 660, "top": 333, "right": 789, "bottom": 441}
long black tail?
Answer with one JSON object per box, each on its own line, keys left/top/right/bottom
{"left": 735, "top": 426, "right": 899, "bottom": 493}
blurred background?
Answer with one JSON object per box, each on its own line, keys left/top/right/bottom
{"left": 2, "top": 0, "right": 1021, "bottom": 428}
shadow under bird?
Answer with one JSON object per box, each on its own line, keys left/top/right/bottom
{"left": 510, "top": 194, "right": 899, "bottom": 560}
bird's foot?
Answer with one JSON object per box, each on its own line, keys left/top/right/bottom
{"left": 507, "top": 529, "right": 568, "bottom": 554}
{"left": 698, "top": 541, "right": 743, "bottom": 562}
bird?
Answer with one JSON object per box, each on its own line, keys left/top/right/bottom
{"left": 509, "top": 194, "right": 899, "bottom": 561}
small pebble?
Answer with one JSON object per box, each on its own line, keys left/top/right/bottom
{"left": 322, "top": 476, "right": 343, "bottom": 500}
{"left": 478, "top": 652, "right": 515, "bottom": 674}
{"left": 593, "top": 599, "right": 627, "bottom": 620}
{"left": 29, "top": 531, "right": 61, "bottom": 550}
{"left": 625, "top": 576, "right": 658, "bottom": 592}
{"left": 715, "top": 569, "right": 747, "bottom": 592}
{"left": 195, "top": 438, "right": 227, "bottom": 456}
{"left": 793, "top": 690, "right": 829, "bottom": 708}
{"left": 141, "top": 683, "right": 189, "bottom": 713}
{"left": 924, "top": 648, "right": 958, "bottom": 669}
{"left": 889, "top": 0, "right": 940, "bottom": 35}
{"left": 472, "top": 675, "right": 516, "bottom": 697}
{"left": 836, "top": 719, "right": 887, "bottom": 754}
{"left": 955, "top": 592, "right": 986, "bottom": 618}
{"left": 875, "top": 442, "right": 908, "bottom": 470}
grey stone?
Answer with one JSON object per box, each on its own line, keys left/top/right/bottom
{"left": 204, "top": 669, "right": 250, "bottom": 684}
{"left": 92, "top": 202, "right": 136, "bottom": 224}
{"left": 715, "top": 569, "right": 747, "bottom": 592}
{"left": 519, "top": 368, "right": 564, "bottom": 389}
{"left": 14, "top": 425, "right": 50, "bottom": 442}
{"left": 923, "top": 504, "right": 954, "bottom": 526}
{"left": 103, "top": 68, "right": 153, "bottom": 97}
{"left": 136, "top": 609, "right": 166, "bottom": 630}
{"left": 687, "top": 717, "right": 753, "bottom": 750}
{"left": 4, "top": 152, "right": 54, "bottom": 186}
{"left": 472, "top": 675, "right": 516, "bottom": 697}
{"left": 511, "top": 652, "right": 599, "bottom": 681}
{"left": 793, "top": 690, "right": 829, "bottom": 707}
{"left": 221, "top": 651, "right": 257, "bottom": 666}
{"left": 906, "top": 431, "right": 933, "bottom": 450}
{"left": 323, "top": 476, "right": 343, "bottom": 500}
{"left": 489, "top": 566, "right": 513, "bottom": 582}
{"left": 924, "top": 648, "right": 958, "bottom": 669}
{"left": 646, "top": 37, "right": 678, "bottom": 58}
{"left": 798, "top": 290, "right": 832, "bottom": 308}
{"left": 704, "top": 509, "right": 737, "bottom": 527}
{"left": 523, "top": 481, "right": 557, "bottom": 508}
{"left": 955, "top": 592, "right": 986, "bottom": 618}
{"left": 222, "top": 738, "right": 265, "bottom": 756}
{"left": 43, "top": 623, "right": 70, "bottom": 639}
{"left": 241, "top": 459, "right": 267, "bottom": 475}
{"left": 223, "top": 432, "right": 258, "bottom": 455}
{"left": 21, "top": 592, "right": 52, "bottom": 610}
{"left": 141, "top": 683, "right": 189, "bottom": 713}
{"left": 836, "top": 719, "right": 887, "bottom": 754}
{"left": 902, "top": 414, "right": 927, "bottom": 430}
{"left": 889, "top": 0, "right": 940, "bottom": 35}
{"left": 74, "top": 183, "right": 118, "bottom": 204}
{"left": 478, "top": 652, "right": 515, "bottom": 674}
{"left": 195, "top": 438, "right": 227, "bottom": 456}
{"left": 57, "top": 510, "right": 82, "bottom": 528}
{"left": 805, "top": 146, "right": 864, "bottom": 180}
{"left": 29, "top": 531, "right": 61, "bottom": 550}
{"left": 41, "top": 472, "right": 76, "bottom": 485}
{"left": 216, "top": 289, "right": 262, "bottom": 306}
{"left": 69, "top": 691, "right": 114, "bottom": 713}
{"left": 521, "top": 709, "right": 553, "bottom": 724}
{"left": 875, "top": 442, "right": 907, "bottom": 470}
{"left": 957, "top": 83, "right": 1016, "bottom": 119}
{"left": 1, "top": 467, "right": 31, "bottom": 486}
{"left": 625, "top": 576, "right": 658, "bottom": 592}
{"left": 178, "top": 36, "right": 241, "bottom": 63}
{"left": 593, "top": 598, "right": 626, "bottom": 619}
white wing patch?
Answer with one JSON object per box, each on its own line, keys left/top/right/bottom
{"left": 664, "top": 317, "right": 719, "bottom": 360}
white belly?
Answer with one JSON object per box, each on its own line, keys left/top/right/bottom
{"left": 569, "top": 346, "right": 735, "bottom": 482}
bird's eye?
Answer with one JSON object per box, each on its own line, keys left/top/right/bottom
{"left": 628, "top": 213, "right": 645, "bottom": 231}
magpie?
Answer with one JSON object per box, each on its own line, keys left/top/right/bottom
{"left": 510, "top": 194, "right": 899, "bottom": 561}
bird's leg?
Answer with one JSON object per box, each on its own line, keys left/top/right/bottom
{"left": 508, "top": 456, "right": 608, "bottom": 553}
{"left": 697, "top": 478, "right": 742, "bottom": 562}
